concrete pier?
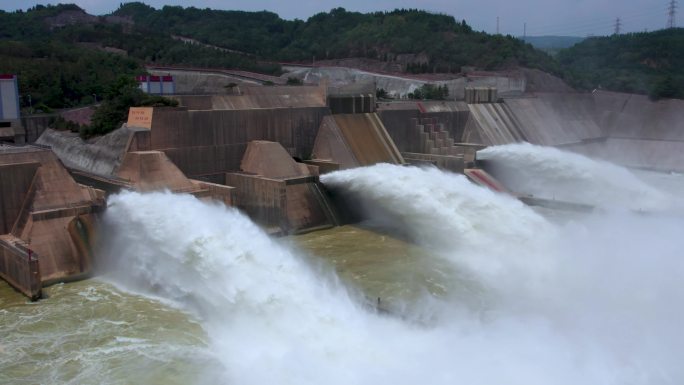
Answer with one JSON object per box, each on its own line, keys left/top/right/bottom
{"left": 227, "top": 141, "right": 338, "bottom": 234}
{"left": 0, "top": 235, "right": 41, "bottom": 300}
{"left": 0, "top": 145, "right": 105, "bottom": 299}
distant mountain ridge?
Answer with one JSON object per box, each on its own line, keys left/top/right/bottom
{"left": 558, "top": 29, "right": 684, "bottom": 98}
{"left": 0, "top": 2, "right": 563, "bottom": 110}
{"left": 520, "top": 36, "right": 585, "bottom": 50}
{"left": 112, "top": 2, "right": 560, "bottom": 75}
{"left": 1, "top": 2, "right": 683, "bottom": 111}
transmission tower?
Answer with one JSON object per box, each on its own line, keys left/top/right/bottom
{"left": 668, "top": 0, "right": 678, "bottom": 28}
{"left": 614, "top": 17, "right": 622, "bottom": 34}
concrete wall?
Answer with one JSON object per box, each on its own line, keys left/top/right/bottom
{"left": 460, "top": 91, "right": 684, "bottom": 172}
{"left": 0, "top": 237, "right": 41, "bottom": 300}
{"left": 463, "top": 103, "right": 526, "bottom": 145}
{"left": 377, "top": 101, "right": 470, "bottom": 147}
{"left": 593, "top": 91, "right": 684, "bottom": 141}
{"left": 240, "top": 140, "right": 314, "bottom": 178}
{"left": 0, "top": 147, "right": 104, "bottom": 298}
{"left": 506, "top": 93, "right": 604, "bottom": 145}
{"left": 37, "top": 127, "right": 134, "bottom": 177}
{"left": 465, "top": 87, "right": 498, "bottom": 103}
{"left": 377, "top": 107, "right": 421, "bottom": 152}
{"left": 284, "top": 181, "right": 336, "bottom": 232}
{"left": 401, "top": 152, "right": 465, "bottom": 173}
{"left": 312, "top": 113, "right": 403, "bottom": 168}
{"left": 285, "top": 67, "right": 525, "bottom": 100}
{"left": 420, "top": 102, "right": 471, "bottom": 140}
{"left": 192, "top": 180, "right": 235, "bottom": 207}
{"left": 20, "top": 107, "right": 95, "bottom": 144}
{"left": 226, "top": 140, "right": 336, "bottom": 233}
{"left": 226, "top": 173, "right": 288, "bottom": 230}
{"left": 21, "top": 115, "right": 52, "bottom": 143}
{"left": 328, "top": 94, "right": 375, "bottom": 114}
{"left": 173, "top": 86, "right": 326, "bottom": 110}
{"left": 116, "top": 151, "right": 201, "bottom": 193}
{"left": 564, "top": 138, "right": 684, "bottom": 173}
{"left": 462, "top": 93, "right": 604, "bottom": 146}
{"left": 311, "top": 116, "right": 358, "bottom": 169}
{"left": 139, "top": 106, "right": 329, "bottom": 178}
{"left": 0, "top": 162, "right": 39, "bottom": 234}
{"left": 226, "top": 173, "right": 335, "bottom": 234}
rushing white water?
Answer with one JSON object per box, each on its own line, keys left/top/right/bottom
{"left": 321, "top": 163, "right": 684, "bottom": 384}
{"left": 321, "top": 164, "right": 557, "bottom": 288}
{"left": 103, "top": 192, "right": 460, "bottom": 385}
{"left": 477, "top": 142, "right": 678, "bottom": 211}
{"left": 101, "top": 152, "right": 684, "bottom": 384}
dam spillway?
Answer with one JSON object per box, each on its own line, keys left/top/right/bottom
{"left": 5, "top": 81, "right": 684, "bottom": 295}
{"left": 2, "top": 74, "right": 684, "bottom": 383}
{"left": 4, "top": 158, "right": 684, "bottom": 384}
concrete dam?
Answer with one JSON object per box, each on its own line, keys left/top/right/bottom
{"left": 2, "top": 79, "right": 684, "bottom": 384}
{"left": 3, "top": 81, "right": 683, "bottom": 296}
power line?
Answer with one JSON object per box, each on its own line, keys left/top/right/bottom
{"left": 518, "top": 10, "right": 665, "bottom": 37}
{"left": 503, "top": 7, "right": 665, "bottom": 37}
{"left": 522, "top": 7, "right": 662, "bottom": 32}
{"left": 614, "top": 17, "right": 622, "bottom": 34}
{"left": 667, "top": 0, "right": 678, "bottom": 28}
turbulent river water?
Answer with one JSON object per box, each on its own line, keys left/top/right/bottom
{"left": 2, "top": 144, "right": 684, "bottom": 384}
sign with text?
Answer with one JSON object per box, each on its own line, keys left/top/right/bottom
{"left": 127, "top": 107, "right": 154, "bottom": 129}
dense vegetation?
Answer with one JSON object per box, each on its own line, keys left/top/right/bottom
{"left": 0, "top": 39, "right": 141, "bottom": 110}
{"left": 408, "top": 84, "right": 450, "bottom": 100}
{"left": 521, "top": 36, "right": 586, "bottom": 57}
{"left": 83, "top": 76, "right": 178, "bottom": 138}
{"left": 558, "top": 29, "right": 684, "bottom": 99}
{"left": 0, "top": 4, "right": 280, "bottom": 111}
{"left": 1, "top": 1, "right": 683, "bottom": 134}
{"left": 114, "top": 3, "right": 560, "bottom": 74}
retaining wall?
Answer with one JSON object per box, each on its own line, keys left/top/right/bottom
{"left": 136, "top": 107, "right": 329, "bottom": 177}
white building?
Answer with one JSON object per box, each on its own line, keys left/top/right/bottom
{"left": 137, "top": 75, "right": 175, "bottom": 95}
{"left": 0, "top": 74, "right": 23, "bottom": 143}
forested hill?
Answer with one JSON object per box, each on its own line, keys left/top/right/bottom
{"left": 0, "top": 3, "right": 561, "bottom": 110}
{"left": 558, "top": 28, "right": 684, "bottom": 99}
{"left": 0, "top": 4, "right": 278, "bottom": 110}
{"left": 2, "top": 2, "right": 683, "bottom": 112}
{"left": 520, "top": 36, "right": 585, "bottom": 56}
{"left": 113, "top": 3, "right": 560, "bottom": 74}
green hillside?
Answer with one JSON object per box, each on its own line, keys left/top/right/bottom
{"left": 558, "top": 29, "right": 684, "bottom": 99}
{"left": 113, "top": 3, "right": 560, "bottom": 74}
{"left": 2, "top": 2, "right": 683, "bottom": 114}
{"left": 0, "top": 4, "right": 279, "bottom": 110}
{"left": 520, "top": 36, "right": 585, "bottom": 56}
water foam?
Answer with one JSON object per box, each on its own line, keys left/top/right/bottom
{"left": 102, "top": 184, "right": 684, "bottom": 384}
{"left": 322, "top": 163, "right": 684, "bottom": 384}
{"left": 322, "top": 164, "right": 561, "bottom": 288}
{"left": 477, "top": 142, "right": 677, "bottom": 210}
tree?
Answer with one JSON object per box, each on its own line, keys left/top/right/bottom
{"left": 650, "top": 75, "right": 680, "bottom": 100}
{"left": 286, "top": 76, "right": 302, "bottom": 85}
{"left": 84, "top": 76, "right": 177, "bottom": 138}
{"left": 408, "top": 84, "right": 449, "bottom": 100}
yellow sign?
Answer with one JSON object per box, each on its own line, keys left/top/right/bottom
{"left": 127, "top": 107, "right": 154, "bottom": 129}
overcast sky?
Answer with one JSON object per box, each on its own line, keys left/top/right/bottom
{"left": 0, "top": 0, "right": 673, "bottom": 36}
